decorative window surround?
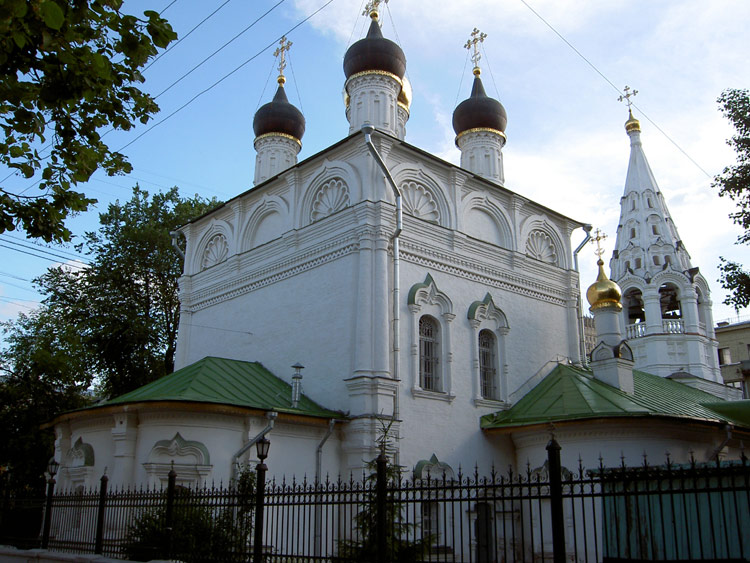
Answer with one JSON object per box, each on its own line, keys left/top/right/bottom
{"left": 408, "top": 274, "right": 454, "bottom": 398}
{"left": 144, "top": 433, "right": 212, "bottom": 488}
{"left": 468, "top": 293, "right": 509, "bottom": 403}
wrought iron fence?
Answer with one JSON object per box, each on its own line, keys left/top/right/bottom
{"left": 1, "top": 443, "right": 749, "bottom": 562}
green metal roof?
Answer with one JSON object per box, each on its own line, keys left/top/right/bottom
{"left": 481, "top": 364, "right": 750, "bottom": 431}
{"left": 100, "top": 356, "right": 342, "bottom": 418}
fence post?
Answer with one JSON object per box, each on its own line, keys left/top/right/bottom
{"left": 547, "top": 438, "right": 566, "bottom": 563}
{"left": 375, "top": 452, "right": 387, "bottom": 563}
{"left": 164, "top": 465, "right": 176, "bottom": 560}
{"left": 94, "top": 472, "right": 109, "bottom": 554}
{"left": 253, "top": 456, "right": 268, "bottom": 563}
{"left": 41, "top": 476, "right": 56, "bottom": 549}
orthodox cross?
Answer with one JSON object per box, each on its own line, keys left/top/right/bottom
{"left": 274, "top": 36, "right": 292, "bottom": 84}
{"left": 465, "top": 28, "right": 487, "bottom": 75}
{"left": 618, "top": 85, "right": 638, "bottom": 108}
{"left": 363, "top": 0, "right": 388, "bottom": 20}
{"left": 592, "top": 228, "right": 607, "bottom": 258}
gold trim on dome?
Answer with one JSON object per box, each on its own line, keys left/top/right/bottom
{"left": 397, "top": 101, "right": 410, "bottom": 113}
{"left": 454, "top": 127, "right": 506, "bottom": 147}
{"left": 586, "top": 259, "right": 622, "bottom": 311}
{"left": 625, "top": 116, "right": 641, "bottom": 133}
{"left": 254, "top": 132, "right": 302, "bottom": 147}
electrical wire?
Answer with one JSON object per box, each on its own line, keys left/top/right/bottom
{"left": 144, "top": 0, "right": 236, "bottom": 72}
{"left": 516, "top": 0, "right": 711, "bottom": 178}
{"left": 117, "top": 0, "right": 337, "bottom": 153}
{"left": 0, "top": 242, "right": 88, "bottom": 267}
{"left": 287, "top": 51, "right": 305, "bottom": 115}
{"left": 152, "top": 1, "right": 287, "bottom": 101}
{"left": 1, "top": 235, "right": 86, "bottom": 262}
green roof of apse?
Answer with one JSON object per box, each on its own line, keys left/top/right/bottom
{"left": 481, "top": 364, "right": 750, "bottom": 430}
{"left": 103, "top": 356, "right": 341, "bottom": 418}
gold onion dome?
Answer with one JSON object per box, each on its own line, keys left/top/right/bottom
{"left": 586, "top": 259, "right": 623, "bottom": 310}
{"left": 625, "top": 109, "right": 640, "bottom": 133}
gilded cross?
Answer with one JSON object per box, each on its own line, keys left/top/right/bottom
{"left": 618, "top": 85, "right": 638, "bottom": 108}
{"left": 464, "top": 28, "right": 487, "bottom": 74}
{"left": 592, "top": 228, "right": 607, "bottom": 258}
{"left": 363, "top": 0, "right": 388, "bottom": 19}
{"left": 274, "top": 36, "right": 292, "bottom": 84}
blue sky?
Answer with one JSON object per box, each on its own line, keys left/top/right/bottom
{"left": 2, "top": 0, "right": 749, "bottom": 327}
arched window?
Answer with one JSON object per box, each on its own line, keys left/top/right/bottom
{"left": 635, "top": 257, "right": 642, "bottom": 269}
{"left": 652, "top": 224, "right": 659, "bottom": 235}
{"left": 478, "top": 330, "right": 497, "bottom": 399}
{"left": 659, "top": 283, "right": 682, "bottom": 319}
{"left": 624, "top": 288, "right": 645, "bottom": 323}
{"left": 653, "top": 255, "right": 660, "bottom": 265}
{"left": 419, "top": 316, "right": 440, "bottom": 391}
{"left": 630, "top": 228, "right": 636, "bottom": 239}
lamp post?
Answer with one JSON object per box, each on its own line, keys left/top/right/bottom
{"left": 253, "top": 437, "right": 270, "bottom": 563}
{"left": 41, "top": 458, "right": 59, "bottom": 549}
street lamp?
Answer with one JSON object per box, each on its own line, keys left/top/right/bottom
{"left": 41, "top": 457, "right": 59, "bottom": 549}
{"left": 253, "top": 437, "right": 270, "bottom": 563}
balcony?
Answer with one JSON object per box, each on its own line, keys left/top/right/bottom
{"left": 625, "top": 319, "right": 685, "bottom": 339}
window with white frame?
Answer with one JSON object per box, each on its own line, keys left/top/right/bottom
{"left": 419, "top": 315, "right": 440, "bottom": 391}
{"left": 479, "top": 329, "right": 497, "bottom": 399}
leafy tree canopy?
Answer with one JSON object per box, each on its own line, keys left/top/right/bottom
{"left": 0, "top": 0, "right": 176, "bottom": 242}
{"left": 714, "top": 88, "right": 750, "bottom": 311}
{"left": 0, "top": 187, "right": 218, "bottom": 491}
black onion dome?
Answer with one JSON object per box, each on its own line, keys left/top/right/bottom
{"left": 452, "top": 75, "right": 507, "bottom": 136}
{"left": 253, "top": 84, "right": 305, "bottom": 141}
{"left": 344, "top": 18, "right": 406, "bottom": 80}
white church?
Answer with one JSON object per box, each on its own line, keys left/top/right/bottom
{"left": 51, "top": 5, "right": 750, "bottom": 492}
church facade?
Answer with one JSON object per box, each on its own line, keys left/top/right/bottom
{"left": 51, "top": 7, "right": 748, "bottom": 494}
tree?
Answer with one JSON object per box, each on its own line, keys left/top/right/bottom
{"left": 714, "top": 88, "right": 750, "bottom": 310}
{"left": 0, "top": 0, "right": 177, "bottom": 242}
{"left": 0, "top": 307, "right": 92, "bottom": 493}
{"left": 37, "top": 186, "right": 218, "bottom": 397}
{"left": 0, "top": 186, "right": 217, "bottom": 490}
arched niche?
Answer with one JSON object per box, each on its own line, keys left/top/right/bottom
{"left": 298, "top": 159, "right": 361, "bottom": 228}
{"left": 241, "top": 196, "right": 289, "bottom": 252}
{"left": 520, "top": 215, "right": 566, "bottom": 268}
{"left": 192, "top": 218, "right": 234, "bottom": 274}
{"left": 391, "top": 163, "right": 452, "bottom": 229}
{"left": 143, "top": 433, "right": 212, "bottom": 487}
{"left": 461, "top": 196, "right": 513, "bottom": 250}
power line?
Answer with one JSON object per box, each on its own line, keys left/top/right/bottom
{"left": 0, "top": 271, "right": 31, "bottom": 282}
{"left": 152, "top": 1, "right": 287, "bottom": 101}
{"left": 0, "top": 235, "right": 86, "bottom": 262}
{"left": 0, "top": 243, "right": 87, "bottom": 268}
{"left": 516, "top": 0, "right": 711, "bottom": 179}
{"left": 144, "top": 0, "right": 236, "bottom": 72}
{"left": 117, "top": 0, "right": 337, "bottom": 153}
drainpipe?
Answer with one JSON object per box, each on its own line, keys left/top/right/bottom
{"left": 362, "top": 124, "right": 402, "bottom": 468}
{"left": 231, "top": 411, "right": 277, "bottom": 483}
{"left": 170, "top": 231, "right": 185, "bottom": 259}
{"left": 709, "top": 423, "right": 733, "bottom": 462}
{"left": 314, "top": 419, "right": 337, "bottom": 557}
{"left": 573, "top": 224, "right": 593, "bottom": 367}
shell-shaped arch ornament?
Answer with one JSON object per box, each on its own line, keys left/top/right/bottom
{"left": 202, "top": 233, "right": 229, "bottom": 270}
{"left": 310, "top": 177, "right": 350, "bottom": 222}
{"left": 525, "top": 229, "right": 558, "bottom": 265}
{"left": 401, "top": 181, "right": 440, "bottom": 223}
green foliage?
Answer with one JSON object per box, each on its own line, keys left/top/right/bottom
{"left": 0, "top": 187, "right": 217, "bottom": 491}
{"left": 0, "top": 0, "right": 177, "bottom": 242}
{"left": 0, "top": 307, "right": 92, "bottom": 493}
{"left": 35, "top": 186, "right": 219, "bottom": 398}
{"left": 336, "top": 421, "right": 432, "bottom": 563}
{"left": 714, "top": 89, "right": 750, "bottom": 310}
{"left": 123, "top": 468, "right": 256, "bottom": 562}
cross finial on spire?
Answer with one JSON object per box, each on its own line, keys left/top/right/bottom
{"left": 592, "top": 228, "right": 607, "bottom": 259}
{"left": 464, "top": 28, "right": 487, "bottom": 76}
{"left": 363, "top": 0, "right": 388, "bottom": 20}
{"left": 618, "top": 85, "right": 638, "bottom": 109}
{"left": 274, "top": 36, "right": 292, "bottom": 85}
